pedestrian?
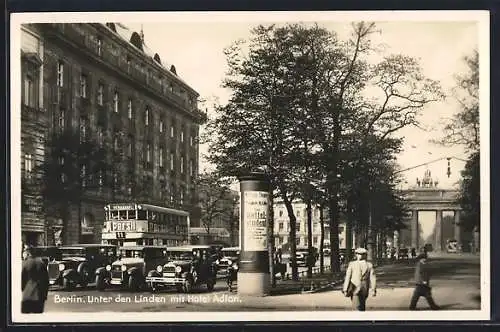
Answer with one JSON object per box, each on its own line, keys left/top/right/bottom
{"left": 411, "top": 247, "right": 417, "bottom": 259}
{"left": 21, "top": 245, "right": 49, "bottom": 313}
{"left": 409, "top": 252, "right": 440, "bottom": 310}
{"left": 342, "top": 247, "right": 377, "bottom": 311}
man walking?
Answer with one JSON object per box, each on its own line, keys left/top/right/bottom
{"left": 22, "top": 245, "right": 49, "bottom": 313}
{"left": 342, "top": 248, "right": 377, "bottom": 311}
{"left": 409, "top": 252, "right": 440, "bottom": 310}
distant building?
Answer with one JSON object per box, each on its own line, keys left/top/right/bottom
{"left": 273, "top": 199, "right": 351, "bottom": 250}
{"left": 20, "top": 23, "right": 206, "bottom": 246}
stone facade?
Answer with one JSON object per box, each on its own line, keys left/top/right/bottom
{"left": 273, "top": 199, "right": 350, "bottom": 249}
{"left": 20, "top": 23, "right": 206, "bottom": 245}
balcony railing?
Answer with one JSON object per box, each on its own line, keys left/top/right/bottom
{"left": 46, "top": 23, "right": 206, "bottom": 123}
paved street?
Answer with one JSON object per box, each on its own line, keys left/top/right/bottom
{"left": 44, "top": 254, "right": 480, "bottom": 312}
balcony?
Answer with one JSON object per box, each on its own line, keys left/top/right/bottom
{"left": 44, "top": 23, "right": 205, "bottom": 123}
{"left": 21, "top": 104, "right": 48, "bottom": 127}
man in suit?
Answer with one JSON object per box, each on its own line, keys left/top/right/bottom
{"left": 409, "top": 252, "right": 440, "bottom": 310}
{"left": 342, "top": 247, "right": 377, "bottom": 311}
{"left": 22, "top": 245, "right": 49, "bottom": 313}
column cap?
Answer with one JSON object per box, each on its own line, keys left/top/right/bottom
{"left": 237, "top": 171, "right": 270, "bottom": 183}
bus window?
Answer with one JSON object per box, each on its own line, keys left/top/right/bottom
{"left": 138, "top": 210, "right": 147, "bottom": 220}
{"left": 111, "top": 211, "right": 119, "bottom": 219}
{"left": 127, "top": 210, "right": 137, "bottom": 219}
{"left": 119, "top": 211, "right": 127, "bottom": 220}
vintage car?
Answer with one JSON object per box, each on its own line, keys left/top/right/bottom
{"left": 294, "top": 247, "right": 319, "bottom": 267}
{"left": 31, "top": 246, "right": 62, "bottom": 265}
{"left": 398, "top": 248, "right": 410, "bottom": 260}
{"left": 216, "top": 247, "right": 240, "bottom": 277}
{"left": 100, "top": 245, "right": 168, "bottom": 291}
{"left": 146, "top": 245, "right": 218, "bottom": 293}
{"left": 47, "top": 244, "right": 117, "bottom": 290}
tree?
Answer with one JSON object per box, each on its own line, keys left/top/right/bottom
{"left": 458, "top": 151, "right": 480, "bottom": 232}
{"left": 194, "top": 171, "right": 233, "bottom": 241}
{"left": 437, "top": 50, "right": 479, "bottom": 152}
{"left": 34, "top": 128, "right": 111, "bottom": 245}
{"left": 205, "top": 22, "right": 442, "bottom": 278}
{"left": 435, "top": 50, "right": 480, "bottom": 234}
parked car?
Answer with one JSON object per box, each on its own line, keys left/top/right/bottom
{"left": 47, "top": 244, "right": 117, "bottom": 290}
{"left": 216, "top": 246, "right": 240, "bottom": 277}
{"left": 146, "top": 245, "right": 218, "bottom": 293}
{"left": 100, "top": 245, "right": 168, "bottom": 291}
{"left": 31, "top": 246, "right": 62, "bottom": 265}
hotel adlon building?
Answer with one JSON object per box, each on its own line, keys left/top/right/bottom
{"left": 20, "top": 23, "right": 207, "bottom": 246}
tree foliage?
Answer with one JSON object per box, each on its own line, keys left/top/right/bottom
{"left": 458, "top": 151, "right": 480, "bottom": 232}
{"left": 438, "top": 50, "right": 479, "bottom": 152}
{"left": 205, "top": 22, "right": 443, "bottom": 276}
{"left": 34, "top": 128, "right": 112, "bottom": 244}
{"left": 194, "top": 171, "right": 234, "bottom": 236}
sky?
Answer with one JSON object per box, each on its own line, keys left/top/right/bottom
{"left": 122, "top": 13, "right": 483, "bottom": 193}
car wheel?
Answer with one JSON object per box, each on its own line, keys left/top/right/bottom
{"left": 183, "top": 279, "right": 193, "bottom": 293}
{"left": 206, "top": 279, "right": 215, "bottom": 292}
{"left": 95, "top": 275, "right": 106, "bottom": 291}
{"left": 63, "top": 277, "right": 75, "bottom": 291}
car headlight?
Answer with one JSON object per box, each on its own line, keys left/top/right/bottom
{"left": 233, "top": 264, "right": 239, "bottom": 270}
{"left": 215, "top": 259, "right": 219, "bottom": 264}
{"left": 156, "top": 265, "right": 163, "bottom": 273}
{"left": 121, "top": 265, "right": 127, "bottom": 272}
{"left": 106, "top": 265, "right": 111, "bottom": 271}
{"left": 58, "top": 263, "right": 65, "bottom": 271}
{"left": 175, "top": 266, "right": 182, "bottom": 273}
{"left": 227, "top": 260, "right": 232, "bottom": 266}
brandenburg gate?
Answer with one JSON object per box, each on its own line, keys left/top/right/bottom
{"left": 401, "top": 169, "right": 463, "bottom": 252}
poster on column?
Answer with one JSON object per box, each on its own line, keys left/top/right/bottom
{"left": 243, "top": 191, "right": 269, "bottom": 251}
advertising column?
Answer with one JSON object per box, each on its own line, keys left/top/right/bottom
{"left": 238, "top": 173, "right": 270, "bottom": 296}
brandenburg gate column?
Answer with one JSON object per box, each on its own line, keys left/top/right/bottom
{"left": 411, "top": 210, "right": 419, "bottom": 249}
{"left": 454, "top": 210, "right": 462, "bottom": 251}
{"left": 435, "top": 210, "right": 442, "bottom": 252}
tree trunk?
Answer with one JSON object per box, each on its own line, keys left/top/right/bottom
{"left": 319, "top": 205, "right": 325, "bottom": 274}
{"left": 268, "top": 190, "right": 276, "bottom": 287}
{"left": 306, "top": 197, "right": 313, "bottom": 278}
{"left": 280, "top": 189, "right": 298, "bottom": 281}
{"left": 328, "top": 107, "right": 341, "bottom": 274}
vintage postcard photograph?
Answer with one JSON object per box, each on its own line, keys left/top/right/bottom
{"left": 10, "top": 10, "right": 490, "bottom": 323}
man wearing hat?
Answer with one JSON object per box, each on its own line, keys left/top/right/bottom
{"left": 409, "top": 252, "right": 440, "bottom": 310}
{"left": 21, "top": 245, "right": 49, "bottom": 313}
{"left": 342, "top": 247, "right": 377, "bottom": 311}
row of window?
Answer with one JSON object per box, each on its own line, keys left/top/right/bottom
{"left": 55, "top": 77, "right": 197, "bottom": 146}
{"left": 55, "top": 28, "right": 197, "bottom": 109}
{"left": 274, "top": 236, "right": 326, "bottom": 247}
{"left": 275, "top": 208, "right": 323, "bottom": 218}
{"left": 277, "top": 222, "right": 329, "bottom": 233}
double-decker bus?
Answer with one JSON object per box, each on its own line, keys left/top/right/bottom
{"left": 101, "top": 203, "right": 190, "bottom": 247}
